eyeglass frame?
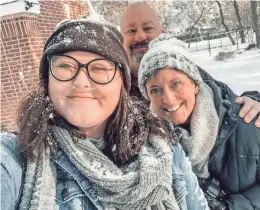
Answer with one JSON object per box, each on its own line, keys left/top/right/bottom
{"left": 47, "top": 54, "right": 122, "bottom": 85}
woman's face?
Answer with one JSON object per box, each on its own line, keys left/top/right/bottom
{"left": 146, "top": 68, "right": 199, "bottom": 125}
{"left": 48, "top": 51, "right": 123, "bottom": 137}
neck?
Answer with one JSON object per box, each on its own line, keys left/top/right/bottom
{"left": 78, "top": 121, "right": 107, "bottom": 139}
{"left": 131, "top": 74, "right": 138, "bottom": 87}
{"left": 180, "top": 123, "right": 191, "bottom": 133}
{"left": 180, "top": 115, "right": 192, "bottom": 132}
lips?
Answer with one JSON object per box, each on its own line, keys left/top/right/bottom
{"left": 130, "top": 43, "right": 149, "bottom": 52}
{"left": 133, "top": 47, "right": 148, "bottom": 53}
{"left": 132, "top": 45, "right": 148, "bottom": 49}
{"left": 163, "top": 103, "right": 182, "bottom": 112}
{"left": 68, "top": 94, "right": 95, "bottom": 99}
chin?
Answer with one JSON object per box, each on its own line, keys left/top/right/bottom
{"left": 171, "top": 121, "right": 182, "bottom": 126}
{"left": 169, "top": 116, "right": 188, "bottom": 126}
{"left": 63, "top": 114, "right": 92, "bottom": 127}
{"left": 73, "top": 118, "right": 100, "bottom": 127}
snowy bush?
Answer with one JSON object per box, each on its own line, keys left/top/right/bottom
{"left": 215, "top": 51, "right": 235, "bottom": 61}
{"left": 245, "top": 43, "right": 256, "bottom": 51}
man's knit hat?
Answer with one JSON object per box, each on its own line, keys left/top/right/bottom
{"left": 39, "top": 16, "right": 131, "bottom": 92}
{"left": 138, "top": 33, "right": 203, "bottom": 99}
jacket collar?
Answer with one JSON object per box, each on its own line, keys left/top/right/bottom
{"left": 51, "top": 150, "right": 104, "bottom": 210}
{"left": 205, "top": 78, "right": 239, "bottom": 147}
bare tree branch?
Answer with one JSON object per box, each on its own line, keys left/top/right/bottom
{"left": 251, "top": 1, "right": 260, "bottom": 48}
{"left": 215, "top": 0, "right": 236, "bottom": 45}
{"left": 232, "top": 0, "right": 246, "bottom": 43}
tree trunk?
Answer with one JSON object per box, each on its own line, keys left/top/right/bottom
{"left": 188, "top": 27, "right": 192, "bottom": 48}
{"left": 232, "top": 1, "right": 246, "bottom": 43}
{"left": 251, "top": 1, "right": 260, "bottom": 48}
{"left": 187, "top": 2, "right": 213, "bottom": 47}
{"left": 215, "top": 1, "right": 236, "bottom": 45}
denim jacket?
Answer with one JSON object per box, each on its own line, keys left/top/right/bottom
{"left": 171, "top": 143, "right": 209, "bottom": 210}
{"left": 1, "top": 132, "right": 208, "bottom": 210}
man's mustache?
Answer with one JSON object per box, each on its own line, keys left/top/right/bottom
{"left": 130, "top": 42, "right": 149, "bottom": 50}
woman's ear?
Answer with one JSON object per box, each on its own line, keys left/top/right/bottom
{"left": 195, "top": 85, "right": 200, "bottom": 94}
{"left": 191, "top": 79, "right": 199, "bottom": 94}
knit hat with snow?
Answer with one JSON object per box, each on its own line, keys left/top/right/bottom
{"left": 39, "top": 16, "right": 131, "bottom": 92}
{"left": 138, "top": 33, "right": 203, "bottom": 99}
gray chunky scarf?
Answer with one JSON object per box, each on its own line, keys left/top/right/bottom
{"left": 168, "top": 83, "right": 219, "bottom": 179}
{"left": 19, "top": 125, "right": 179, "bottom": 210}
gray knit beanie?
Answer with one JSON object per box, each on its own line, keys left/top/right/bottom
{"left": 138, "top": 33, "right": 203, "bottom": 99}
{"left": 39, "top": 16, "right": 131, "bottom": 92}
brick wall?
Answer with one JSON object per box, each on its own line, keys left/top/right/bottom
{"left": 1, "top": 0, "right": 89, "bottom": 132}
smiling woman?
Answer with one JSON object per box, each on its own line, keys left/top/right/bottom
{"left": 48, "top": 51, "right": 122, "bottom": 137}
{"left": 138, "top": 33, "right": 260, "bottom": 210}
{"left": 146, "top": 68, "right": 199, "bottom": 125}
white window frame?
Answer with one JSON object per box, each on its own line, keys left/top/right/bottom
{"left": 0, "top": 0, "right": 40, "bottom": 19}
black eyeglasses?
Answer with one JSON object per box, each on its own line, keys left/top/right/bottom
{"left": 47, "top": 54, "right": 121, "bottom": 84}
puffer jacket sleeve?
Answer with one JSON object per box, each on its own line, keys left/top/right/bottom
{"left": 241, "top": 90, "right": 260, "bottom": 102}
{"left": 226, "top": 185, "right": 260, "bottom": 210}
{"left": 225, "top": 116, "right": 260, "bottom": 210}
{"left": 1, "top": 132, "right": 23, "bottom": 210}
{"left": 171, "top": 143, "right": 209, "bottom": 210}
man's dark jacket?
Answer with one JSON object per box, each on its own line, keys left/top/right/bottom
{"left": 203, "top": 72, "right": 260, "bottom": 210}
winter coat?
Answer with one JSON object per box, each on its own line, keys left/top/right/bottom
{"left": 1, "top": 132, "right": 208, "bottom": 210}
{"left": 203, "top": 76, "right": 260, "bottom": 210}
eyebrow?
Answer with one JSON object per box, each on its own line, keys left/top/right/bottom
{"left": 148, "top": 78, "right": 178, "bottom": 89}
{"left": 125, "top": 23, "right": 135, "bottom": 28}
{"left": 125, "top": 21, "right": 155, "bottom": 29}
{"left": 142, "top": 21, "right": 155, "bottom": 26}
{"left": 148, "top": 85, "right": 159, "bottom": 89}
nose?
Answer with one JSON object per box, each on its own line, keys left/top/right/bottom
{"left": 135, "top": 29, "right": 147, "bottom": 42}
{"left": 72, "top": 67, "right": 92, "bottom": 88}
{"left": 162, "top": 88, "right": 175, "bottom": 105}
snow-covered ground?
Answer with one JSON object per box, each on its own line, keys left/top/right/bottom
{"left": 188, "top": 35, "right": 256, "bottom": 52}
{"left": 190, "top": 47, "right": 260, "bottom": 95}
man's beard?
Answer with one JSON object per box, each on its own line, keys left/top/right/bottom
{"left": 130, "top": 41, "right": 149, "bottom": 66}
{"left": 131, "top": 51, "right": 145, "bottom": 66}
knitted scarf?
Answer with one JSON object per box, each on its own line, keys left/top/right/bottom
{"left": 19, "top": 125, "right": 179, "bottom": 210}
{"left": 168, "top": 83, "right": 219, "bottom": 179}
